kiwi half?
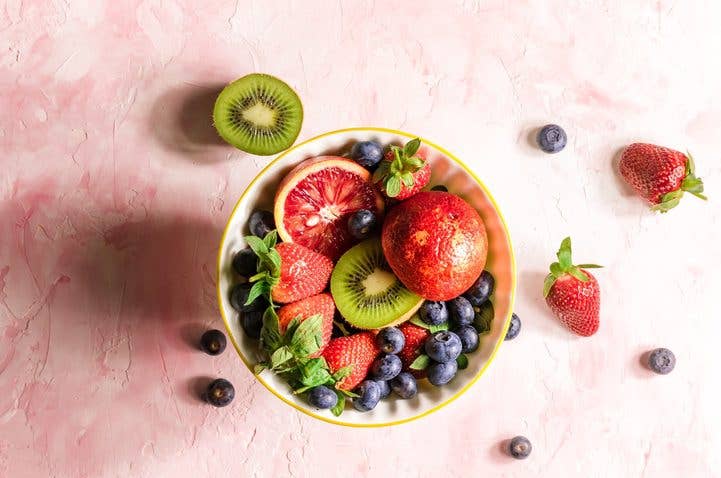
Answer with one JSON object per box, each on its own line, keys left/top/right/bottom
{"left": 213, "top": 73, "right": 303, "bottom": 155}
{"left": 331, "top": 239, "right": 423, "bottom": 330}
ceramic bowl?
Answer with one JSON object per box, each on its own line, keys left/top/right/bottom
{"left": 217, "top": 127, "right": 516, "bottom": 427}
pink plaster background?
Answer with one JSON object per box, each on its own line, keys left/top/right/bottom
{"left": 2, "top": 1, "right": 721, "bottom": 477}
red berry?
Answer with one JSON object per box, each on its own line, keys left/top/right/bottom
{"left": 271, "top": 243, "right": 333, "bottom": 303}
{"left": 277, "top": 293, "right": 335, "bottom": 357}
{"left": 322, "top": 332, "right": 379, "bottom": 391}
{"left": 397, "top": 322, "right": 430, "bottom": 378}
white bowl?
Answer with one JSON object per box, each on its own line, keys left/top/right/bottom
{"left": 217, "top": 127, "right": 516, "bottom": 427}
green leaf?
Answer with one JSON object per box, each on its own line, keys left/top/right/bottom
{"left": 298, "top": 358, "right": 332, "bottom": 388}
{"left": 260, "top": 306, "right": 282, "bottom": 353}
{"left": 332, "top": 365, "right": 353, "bottom": 382}
{"left": 401, "top": 171, "right": 415, "bottom": 188}
{"left": 289, "top": 314, "right": 323, "bottom": 357}
{"left": 429, "top": 322, "right": 449, "bottom": 333}
{"left": 549, "top": 262, "right": 563, "bottom": 277}
{"left": 372, "top": 161, "right": 390, "bottom": 182}
{"left": 270, "top": 346, "right": 294, "bottom": 370}
{"left": 409, "top": 354, "right": 430, "bottom": 370}
{"left": 338, "top": 389, "right": 359, "bottom": 398}
{"left": 332, "top": 320, "right": 352, "bottom": 337}
{"left": 404, "top": 138, "right": 421, "bottom": 157}
{"left": 556, "top": 237, "right": 572, "bottom": 269}
{"left": 576, "top": 264, "right": 603, "bottom": 269}
{"left": 686, "top": 151, "right": 695, "bottom": 175}
{"left": 245, "top": 280, "right": 268, "bottom": 306}
{"left": 253, "top": 363, "right": 267, "bottom": 374}
{"left": 409, "top": 315, "right": 430, "bottom": 330}
{"left": 284, "top": 316, "right": 301, "bottom": 343}
{"left": 385, "top": 176, "right": 402, "bottom": 197}
{"left": 406, "top": 157, "right": 424, "bottom": 170}
{"left": 262, "top": 230, "right": 278, "bottom": 249}
{"left": 456, "top": 354, "right": 469, "bottom": 370}
{"left": 567, "top": 267, "right": 588, "bottom": 282}
{"left": 473, "top": 302, "right": 494, "bottom": 335}
{"left": 245, "top": 235, "right": 268, "bottom": 256}
{"left": 542, "top": 274, "right": 556, "bottom": 298}
{"left": 390, "top": 158, "right": 403, "bottom": 174}
{"left": 331, "top": 392, "right": 345, "bottom": 416}
{"left": 265, "top": 248, "right": 282, "bottom": 276}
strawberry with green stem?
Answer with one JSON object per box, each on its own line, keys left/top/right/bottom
{"left": 543, "top": 237, "right": 603, "bottom": 337}
{"left": 373, "top": 138, "right": 431, "bottom": 200}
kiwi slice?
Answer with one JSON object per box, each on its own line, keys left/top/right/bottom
{"left": 331, "top": 239, "right": 423, "bottom": 330}
{"left": 213, "top": 73, "right": 303, "bottom": 155}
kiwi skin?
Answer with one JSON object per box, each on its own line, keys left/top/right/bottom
{"left": 330, "top": 239, "right": 423, "bottom": 330}
{"left": 213, "top": 73, "right": 303, "bottom": 156}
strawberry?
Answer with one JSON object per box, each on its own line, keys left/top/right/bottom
{"left": 244, "top": 231, "right": 333, "bottom": 305}
{"left": 277, "top": 293, "right": 335, "bottom": 357}
{"left": 397, "top": 321, "right": 430, "bottom": 378}
{"left": 321, "top": 332, "right": 379, "bottom": 390}
{"left": 619, "top": 143, "right": 706, "bottom": 212}
{"left": 373, "top": 138, "right": 431, "bottom": 200}
{"left": 543, "top": 237, "right": 602, "bottom": 337}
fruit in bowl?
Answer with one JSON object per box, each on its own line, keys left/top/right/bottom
{"left": 217, "top": 128, "right": 515, "bottom": 426}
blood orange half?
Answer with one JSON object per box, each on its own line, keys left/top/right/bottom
{"left": 274, "top": 156, "right": 384, "bottom": 261}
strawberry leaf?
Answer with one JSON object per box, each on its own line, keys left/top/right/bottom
{"left": 406, "top": 157, "right": 424, "bottom": 170}
{"left": 289, "top": 314, "right": 323, "bottom": 358}
{"left": 404, "top": 138, "right": 421, "bottom": 157}
{"left": 576, "top": 264, "right": 603, "bottom": 269}
{"left": 567, "top": 267, "right": 589, "bottom": 282}
{"left": 409, "top": 354, "right": 430, "bottom": 370}
{"left": 549, "top": 262, "right": 563, "bottom": 277}
{"left": 542, "top": 274, "right": 556, "bottom": 298}
{"left": 332, "top": 365, "right": 353, "bottom": 382}
{"left": 456, "top": 354, "right": 469, "bottom": 370}
{"left": 385, "top": 176, "right": 402, "bottom": 197}
{"left": 372, "top": 161, "right": 391, "bottom": 183}
{"left": 331, "top": 392, "right": 345, "bottom": 416}
{"left": 401, "top": 171, "right": 415, "bottom": 188}
{"left": 556, "top": 237, "right": 572, "bottom": 269}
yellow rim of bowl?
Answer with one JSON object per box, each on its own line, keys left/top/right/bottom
{"left": 217, "top": 126, "right": 517, "bottom": 428}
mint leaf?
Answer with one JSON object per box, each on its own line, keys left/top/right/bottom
{"left": 262, "top": 230, "right": 278, "bottom": 249}
{"left": 456, "top": 354, "right": 469, "bottom": 370}
{"left": 338, "top": 389, "right": 359, "bottom": 398}
{"left": 298, "top": 358, "right": 332, "bottom": 388}
{"left": 253, "top": 363, "right": 267, "bottom": 374}
{"left": 245, "top": 235, "right": 268, "bottom": 256}
{"left": 428, "top": 322, "right": 449, "bottom": 333}
{"left": 473, "top": 302, "right": 494, "bottom": 335}
{"left": 270, "top": 346, "right": 294, "bottom": 370}
{"left": 289, "top": 314, "right": 323, "bottom": 357}
{"left": 332, "top": 365, "right": 353, "bottom": 382}
{"left": 385, "top": 176, "right": 402, "bottom": 197}
{"left": 404, "top": 138, "right": 421, "bottom": 157}
{"left": 410, "top": 354, "right": 430, "bottom": 370}
{"left": 409, "top": 315, "right": 430, "bottom": 330}
{"left": 284, "top": 316, "right": 301, "bottom": 343}
{"left": 245, "top": 280, "right": 269, "bottom": 306}
{"left": 401, "top": 171, "right": 415, "bottom": 188}
{"left": 260, "top": 306, "right": 282, "bottom": 353}
{"left": 265, "top": 248, "right": 281, "bottom": 276}
{"left": 331, "top": 391, "right": 345, "bottom": 416}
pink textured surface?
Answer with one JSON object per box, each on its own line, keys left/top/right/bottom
{"left": 1, "top": 1, "right": 721, "bottom": 476}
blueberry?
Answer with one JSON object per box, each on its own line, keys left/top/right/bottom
{"left": 505, "top": 313, "right": 521, "bottom": 341}
{"left": 205, "top": 378, "right": 235, "bottom": 407}
{"left": 431, "top": 185, "right": 448, "bottom": 192}
{"left": 308, "top": 385, "right": 338, "bottom": 409}
{"left": 229, "top": 283, "right": 265, "bottom": 313}
{"left": 200, "top": 329, "right": 227, "bottom": 355}
{"left": 427, "top": 360, "right": 458, "bottom": 386}
{"left": 390, "top": 372, "right": 417, "bottom": 399}
{"left": 375, "top": 380, "right": 391, "bottom": 399}
{"left": 648, "top": 348, "right": 676, "bottom": 374}
{"left": 232, "top": 248, "right": 257, "bottom": 277}
{"left": 241, "top": 310, "right": 263, "bottom": 339}
{"left": 508, "top": 436, "right": 532, "bottom": 459}
{"left": 448, "top": 296, "right": 474, "bottom": 326}
{"left": 425, "top": 331, "right": 462, "bottom": 363}
{"left": 419, "top": 301, "right": 449, "bottom": 326}
{"left": 353, "top": 380, "right": 381, "bottom": 412}
{"left": 350, "top": 141, "right": 384, "bottom": 169}
{"left": 376, "top": 327, "right": 405, "bottom": 354}
{"left": 463, "top": 270, "right": 495, "bottom": 306}
{"left": 248, "top": 210, "right": 275, "bottom": 238}
{"left": 347, "top": 209, "right": 377, "bottom": 240}
{"left": 371, "top": 354, "right": 402, "bottom": 381}
{"left": 537, "top": 124, "right": 567, "bottom": 153}
{"left": 454, "top": 325, "right": 479, "bottom": 353}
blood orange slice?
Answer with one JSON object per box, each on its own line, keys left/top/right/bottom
{"left": 274, "top": 156, "right": 384, "bottom": 260}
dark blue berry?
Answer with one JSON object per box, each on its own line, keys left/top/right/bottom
{"left": 347, "top": 209, "right": 377, "bottom": 240}
{"left": 376, "top": 327, "right": 405, "bottom": 354}
{"left": 200, "top": 329, "right": 227, "bottom": 355}
{"left": 419, "top": 301, "right": 449, "bottom": 326}
{"left": 427, "top": 360, "right": 458, "bottom": 386}
{"left": 648, "top": 348, "right": 675, "bottom": 374}
{"left": 537, "top": 124, "right": 567, "bottom": 153}
{"left": 509, "top": 436, "right": 532, "bottom": 459}
{"left": 371, "top": 354, "right": 402, "bottom": 381}
{"left": 230, "top": 283, "right": 265, "bottom": 313}
{"left": 473, "top": 300, "right": 494, "bottom": 334}
{"left": 390, "top": 372, "right": 417, "bottom": 399}
{"left": 375, "top": 380, "right": 391, "bottom": 399}
{"left": 353, "top": 380, "right": 381, "bottom": 412}
{"left": 248, "top": 210, "right": 275, "bottom": 238}
{"left": 205, "top": 378, "right": 235, "bottom": 407}
{"left": 463, "top": 270, "right": 495, "bottom": 306}
{"left": 232, "top": 248, "right": 257, "bottom": 277}
{"left": 448, "top": 296, "right": 474, "bottom": 326}
{"left": 425, "top": 331, "right": 462, "bottom": 363}
{"left": 308, "top": 385, "right": 338, "bottom": 409}
{"left": 350, "top": 141, "right": 384, "bottom": 169}
{"left": 431, "top": 185, "right": 448, "bottom": 192}
{"left": 505, "top": 313, "right": 521, "bottom": 341}
{"left": 241, "top": 310, "right": 263, "bottom": 339}
{"left": 454, "top": 325, "right": 479, "bottom": 353}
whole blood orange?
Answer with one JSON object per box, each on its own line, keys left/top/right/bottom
{"left": 381, "top": 191, "right": 487, "bottom": 301}
{"left": 274, "top": 156, "right": 384, "bottom": 260}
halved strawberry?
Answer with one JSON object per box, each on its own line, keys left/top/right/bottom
{"left": 278, "top": 293, "right": 335, "bottom": 357}
{"left": 373, "top": 138, "right": 431, "bottom": 200}
{"left": 322, "top": 332, "right": 379, "bottom": 390}
{"left": 397, "top": 321, "right": 430, "bottom": 378}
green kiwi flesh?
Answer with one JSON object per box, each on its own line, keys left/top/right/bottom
{"left": 213, "top": 73, "right": 303, "bottom": 155}
{"left": 330, "top": 239, "right": 424, "bottom": 330}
